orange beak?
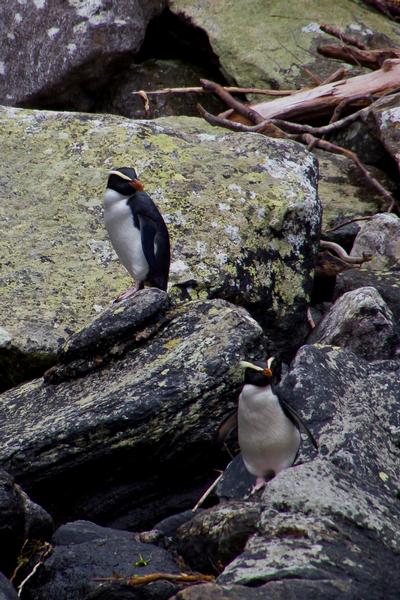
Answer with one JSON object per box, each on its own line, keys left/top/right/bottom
{"left": 129, "top": 178, "right": 144, "bottom": 191}
{"left": 262, "top": 368, "right": 273, "bottom": 377}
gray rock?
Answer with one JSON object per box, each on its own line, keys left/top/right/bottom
{"left": 0, "top": 573, "right": 18, "bottom": 600}
{"left": 0, "top": 1, "right": 165, "bottom": 109}
{"left": 20, "top": 520, "right": 181, "bottom": 600}
{"left": 335, "top": 268, "right": 400, "bottom": 324}
{"left": 350, "top": 213, "right": 400, "bottom": 270}
{"left": 176, "top": 501, "right": 261, "bottom": 573}
{"left": 171, "top": 345, "right": 400, "bottom": 599}
{"left": 45, "top": 288, "right": 170, "bottom": 383}
{"left": 0, "top": 299, "right": 265, "bottom": 528}
{"left": 369, "top": 90, "right": 400, "bottom": 172}
{"left": 307, "top": 286, "right": 399, "bottom": 360}
{"left": 0, "top": 107, "right": 320, "bottom": 387}
{"left": 216, "top": 346, "right": 400, "bottom": 597}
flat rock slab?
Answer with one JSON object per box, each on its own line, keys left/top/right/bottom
{"left": 0, "top": 107, "right": 320, "bottom": 385}
{"left": 0, "top": 299, "right": 265, "bottom": 527}
{"left": 169, "top": 0, "right": 400, "bottom": 90}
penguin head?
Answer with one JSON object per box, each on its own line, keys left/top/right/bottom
{"left": 240, "top": 357, "right": 276, "bottom": 387}
{"left": 106, "top": 167, "right": 144, "bottom": 196}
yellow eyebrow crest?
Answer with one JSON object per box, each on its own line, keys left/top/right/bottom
{"left": 239, "top": 361, "right": 264, "bottom": 372}
{"left": 109, "top": 170, "right": 134, "bottom": 181}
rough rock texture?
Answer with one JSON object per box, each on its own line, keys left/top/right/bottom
{"left": 176, "top": 501, "right": 261, "bottom": 574}
{"left": 171, "top": 345, "right": 400, "bottom": 599}
{"left": 20, "top": 520, "right": 181, "bottom": 600}
{"left": 0, "top": 298, "right": 265, "bottom": 528}
{"left": 307, "top": 286, "right": 399, "bottom": 360}
{"left": 316, "top": 149, "right": 387, "bottom": 229}
{"left": 99, "top": 58, "right": 224, "bottom": 119}
{"left": 45, "top": 288, "right": 170, "bottom": 383}
{"left": 0, "top": 471, "right": 53, "bottom": 577}
{"left": 0, "top": 107, "right": 320, "bottom": 387}
{"left": 0, "top": 573, "right": 18, "bottom": 600}
{"left": 370, "top": 90, "right": 400, "bottom": 172}
{"left": 169, "top": 0, "right": 400, "bottom": 90}
{"left": 0, "top": 1, "right": 165, "bottom": 109}
{"left": 335, "top": 268, "right": 400, "bottom": 324}
{"left": 350, "top": 213, "right": 400, "bottom": 270}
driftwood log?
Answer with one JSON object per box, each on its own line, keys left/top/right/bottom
{"left": 219, "top": 59, "right": 400, "bottom": 123}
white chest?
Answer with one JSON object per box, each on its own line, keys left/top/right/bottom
{"left": 104, "top": 189, "right": 149, "bottom": 281}
{"left": 238, "top": 384, "right": 301, "bottom": 477}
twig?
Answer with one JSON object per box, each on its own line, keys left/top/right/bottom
{"left": 17, "top": 543, "right": 52, "bottom": 597}
{"left": 319, "top": 240, "right": 371, "bottom": 264}
{"left": 324, "top": 216, "right": 373, "bottom": 233}
{"left": 320, "top": 67, "right": 349, "bottom": 85}
{"left": 200, "top": 79, "right": 264, "bottom": 124}
{"left": 131, "top": 86, "right": 294, "bottom": 97}
{"left": 94, "top": 572, "right": 215, "bottom": 586}
{"left": 193, "top": 472, "right": 223, "bottom": 512}
{"left": 307, "top": 307, "right": 316, "bottom": 329}
{"left": 318, "top": 44, "right": 400, "bottom": 69}
{"left": 320, "top": 24, "right": 368, "bottom": 50}
{"left": 302, "top": 67, "right": 322, "bottom": 85}
{"left": 197, "top": 104, "right": 288, "bottom": 138}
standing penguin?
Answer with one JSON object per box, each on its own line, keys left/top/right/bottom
{"left": 219, "top": 358, "right": 318, "bottom": 493}
{"left": 104, "top": 167, "right": 170, "bottom": 301}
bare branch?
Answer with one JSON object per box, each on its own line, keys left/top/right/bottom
{"left": 320, "top": 24, "right": 368, "bottom": 50}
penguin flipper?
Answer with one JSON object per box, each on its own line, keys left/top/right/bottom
{"left": 138, "top": 216, "right": 158, "bottom": 272}
{"left": 216, "top": 409, "right": 238, "bottom": 444}
{"left": 280, "top": 400, "right": 318, "bottom": 450}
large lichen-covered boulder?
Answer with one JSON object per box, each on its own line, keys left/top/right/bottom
{"left": 170, "top": 345, "right": 400, "bottom": 600}
{"left": 169, "top": 0, "right": 400, "bottom": 90}
{"left": 0, "top": 0, "right": 166, "bottom": 109}
{"left": 0, "top": 106, "right": 320, "bottom": 388}
{"left": 0, "top": 296, "right": 265, "bottom": 528}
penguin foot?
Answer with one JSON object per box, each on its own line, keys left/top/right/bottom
{"left": 114, "top": 282, "right": 143, "bottom": 303}
{"left": 250, "top": 477, "right": 266, "bottom": 495}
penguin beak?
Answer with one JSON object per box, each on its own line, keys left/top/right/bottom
{"left": 129, "top": 178, "right": 144, "bottom": 191}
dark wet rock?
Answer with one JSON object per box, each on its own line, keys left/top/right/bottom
{"left": 350, "top": 213, "right": 400, "bottom": 270}
{"left": 0, "top": 299, "right": 265, "bottom": 529}
{"left": 0, "top": 471, "right": 24, "bottom": 576}
{"left": 99, "top": 58, "right": 224, "bottom": 119}
{"left": 45, "top": 289, "right": 170, "bottom": 383}
{"left": 0, "top": 471, "right": 53, "bottom": 577}
{"left": 0, "top": 573, "right": 18, "bottom": 600}
{"left": 335, "top": 268, "right": 400, "bottom": 324}
{"left": 176, "top": 501, "right": 260, "bottom": 574}
{"left": 216, "top": 455, "right": 255, "bottom": 501}
{"left": 307, "top": 286, "right": 399, "bottom": 360}
{"left": 20, "top": 520, "right": 181, "bottom": 600}
{"left": 0, "top": 1, "right": 166, "bottom": 110}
